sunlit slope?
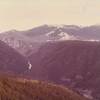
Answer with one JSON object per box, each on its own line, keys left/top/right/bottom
{"left": 0, "top": 76, "right": 87, "bottom": 100}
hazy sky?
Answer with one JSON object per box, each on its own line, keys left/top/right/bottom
{"left": 0, "top": 0, "right": 100, "bottom": 31}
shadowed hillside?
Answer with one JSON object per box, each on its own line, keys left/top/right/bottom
{"left": 0, "top": 40, "right": 28, "bottom": 74}
{"left": 0, "top": 75, "right": 88, "bottom": 100}
{"left": 29, "top": 40, "right": 100, "bottom": 100}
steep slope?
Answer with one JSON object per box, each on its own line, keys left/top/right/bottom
{"left": 0, "top": 75, "right": 88, "bottom": 100}
{"left": 29, "top": 40, "right": 100, "bottom": 100}
{"left": 0, "top": 30, "right": 41, "bottom": 56}
{"left": 0, "top": 40, "right": 28, "bottom": 74}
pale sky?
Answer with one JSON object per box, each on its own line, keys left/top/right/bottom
{"left": 0, "top": 0, "right": 100, "bottom": 31}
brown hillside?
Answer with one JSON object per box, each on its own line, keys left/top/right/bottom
{"left": 0, "top": 76, "right": 87, "bottom": 100}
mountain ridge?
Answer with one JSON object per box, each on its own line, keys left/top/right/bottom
{"left": 0, "top": 24, "right": 100, "bottom": 56}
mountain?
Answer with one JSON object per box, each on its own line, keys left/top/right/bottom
{"left": 0, "top": 25, "right": 100, "bottom": 99}
{"left": 23, "top": 24, "right": 78, "bottom": 41}
{"left": 0, "top": 75, "right": 88, "bottom": 100}
{"left": 19, "top": 24, "right": 100, "bottom": 41}
{"left": 29, "top": 40, "right": 100, "bottom": 100}
{"left": 0, "top": 40, "right": 28, "bottom": 74}
{"left": 1, "top": 25, "right": 100, "bottom": 56}
{"left": 0, "top": 30, "right": 42, "bottom": 56}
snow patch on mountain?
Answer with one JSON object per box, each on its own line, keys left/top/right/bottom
{"left": 79, "top": 89, "right": 93, "bottom": 100}
{"left": 46, "top": 31, "right": 55, "bottom": 36}
{"left": 88, "top": 39, "right": 100, "bottom": 42}
{"left": 82, "top": 39, "right": 100, "bottom": 42}
{"left": 58, "top": 32, "right": 75, "bottom": 40}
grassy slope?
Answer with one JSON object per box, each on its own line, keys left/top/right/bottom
{"left": 0, "top": 76, "right": 88, "bottom": 100}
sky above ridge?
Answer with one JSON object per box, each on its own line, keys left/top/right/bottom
{"left": 0, "top": 0, "right": 100, "bottom": 31}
